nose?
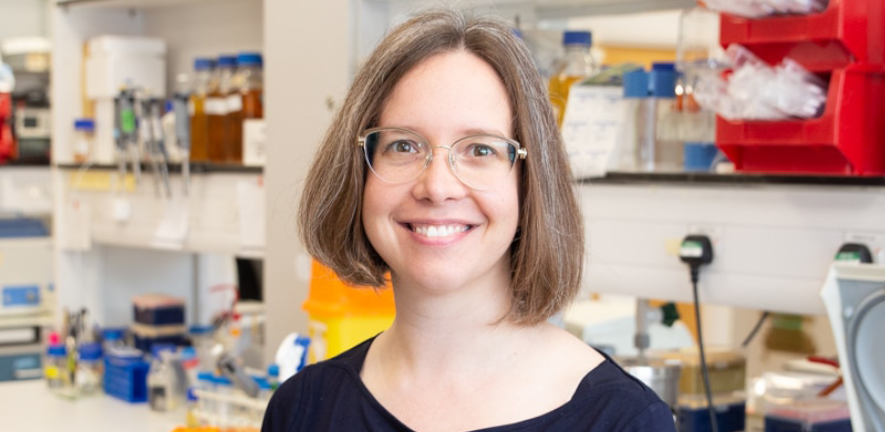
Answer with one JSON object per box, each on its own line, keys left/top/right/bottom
{"left": 412, "top": 146, "right": 468, "bottom": 203}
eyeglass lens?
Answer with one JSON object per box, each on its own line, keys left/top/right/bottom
{"left": 363, "top": 129, "right": 518, "bottom": 189}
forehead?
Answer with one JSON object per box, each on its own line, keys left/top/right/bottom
{"left": 379, "top": 50, "right": 513, "bottom": 139}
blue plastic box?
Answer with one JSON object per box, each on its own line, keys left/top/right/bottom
{"left": 104, "top": 353, "right": 149, "bottom": 403}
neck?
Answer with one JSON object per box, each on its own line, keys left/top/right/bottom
{"left": 374, "top": 267, "right": 540, "bottom": 377}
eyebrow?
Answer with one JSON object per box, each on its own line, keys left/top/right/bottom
{"left": 385, "top": 125, "right": 511, "bottom": 139}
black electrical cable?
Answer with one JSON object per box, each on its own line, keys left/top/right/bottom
{"left": 690, "top": 266, "right": 720, "bottom": 432}
{"left": 741, "top": 311, "right": 770, "bottom": 348}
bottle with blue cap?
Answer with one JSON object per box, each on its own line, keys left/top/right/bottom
{"left": 45, "top": 344, "right": 67, "bottom": 390}
{"left": 76, "top": 342, "right": 103, "bottom": 395}
{"left": 73, "top": 118, "right": 95, "bottom": 163}
{"left": 623, "top": 63, "right": 683, "bottom": 172}
{"left": 548, "top": 30, "right": 598, "bottom": 128}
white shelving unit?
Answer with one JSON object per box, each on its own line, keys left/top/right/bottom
{"left": 50, "top": 0, "right": 264, "bottom": 328}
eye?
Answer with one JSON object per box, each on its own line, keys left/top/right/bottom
{"left": 387, "top": 140, "right": 420, "bottom": 154}
{"left": 465, "top": 143, "right": 498, "bottom": 158}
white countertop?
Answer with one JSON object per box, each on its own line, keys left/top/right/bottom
{"left": 0, "top": 380, "right": 186, "bottom": 432}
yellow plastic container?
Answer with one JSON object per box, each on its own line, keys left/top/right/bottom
{"left": 302, "top": 260, "right": 395, "bottom": 363}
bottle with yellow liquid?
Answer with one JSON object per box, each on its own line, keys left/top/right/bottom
{"left": 189, "top": 58, "right": 215, "bottom": 163}
{"left": 548, "top": 31, "right": 598, "bottom": 128}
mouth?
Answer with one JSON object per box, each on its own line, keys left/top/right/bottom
{"left": 406, "top": 223, "right": 473, "bottom": 238}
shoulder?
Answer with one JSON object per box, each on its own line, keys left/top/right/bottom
{"left": 566, "top": 358, "right": 677, "bottom": 432}
{"left": 261, "top": 340, "right": 373, "bottom": 432}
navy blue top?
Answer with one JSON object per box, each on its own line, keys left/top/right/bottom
{"left": 262, "top": 337, "right": 676, "bottom": 432}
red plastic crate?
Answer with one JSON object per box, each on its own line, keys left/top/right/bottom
{"left": 0, "top": 93, "right": 12, "bottom": 163}
{"left": 720, "top": 0, "right": 885, "bottom": 72}
{"left": 716, "top": 64, "right": 885, "bottom": 176}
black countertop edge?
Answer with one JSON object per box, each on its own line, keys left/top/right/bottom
{"left": 56, "top": 162, "right": 263, "bottom": 174}
{"left": 0, "top": 161, "right": 51, "bottom": 168}
{"left": 578, "top": 171, "right": 885, "bottom": 187}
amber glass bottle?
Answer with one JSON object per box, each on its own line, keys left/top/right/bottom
{"left": 188, "top": 58, "right": 214, "bottom": 162}
{"left": 206, "top": 55, "right": 236, "bottom": 163}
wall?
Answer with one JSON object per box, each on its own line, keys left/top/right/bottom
{"left": 142, "top": 0, "right": 263, "bottom": 96}
{"left": 0, "top": 0, "right": 48, "bottom": 41}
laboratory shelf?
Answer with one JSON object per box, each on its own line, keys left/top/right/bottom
{"left": 55, "top": 0, "right": 247, "bottom": 9}
{"left": 57, "top": 162, "right": 264, "bottom": 175}
{"left": 57, "top": 168, "right": 265, "bottom": 258}
{"left": 583, "top": 171, "right": 885, "bottom": 187}
{"left": 365, "top": 0, "right": 696, "bottom": 19}
{"left": 0, "top": 311, "right": 54, "bottom": 329}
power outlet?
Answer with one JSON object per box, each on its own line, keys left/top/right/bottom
{"left": 843, "top": 231, "right": 885, "bottom": 263}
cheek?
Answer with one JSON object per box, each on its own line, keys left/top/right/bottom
{"left": 361, "top": 179, "right": 383, "bottom": 239}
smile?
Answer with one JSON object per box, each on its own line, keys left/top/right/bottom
{"left": 408, "top": 223, "right": 471, "bottom": 238}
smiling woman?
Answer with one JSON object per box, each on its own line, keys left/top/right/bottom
{"left": 264, "top": 8, "right": 677, "bottom": 432}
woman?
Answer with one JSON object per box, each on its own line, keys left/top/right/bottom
{"left": 263, "top": 9, "right": 676, "bottom": 432}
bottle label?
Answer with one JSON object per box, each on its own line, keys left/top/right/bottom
{"left": 205, "top": 98, "right": 228, "bottom": 115}
{"left": 227, "top": 94, "right": 243, "bottom": 113}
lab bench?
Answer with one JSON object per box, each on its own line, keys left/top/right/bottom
{"left": 0, "top": 379, "right": 185, "bottom": 432}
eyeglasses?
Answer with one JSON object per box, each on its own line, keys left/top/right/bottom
{"left": 357, "top": 127, "right": 526, "bottom": 191}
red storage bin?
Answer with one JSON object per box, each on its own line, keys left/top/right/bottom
{"left": 716, "top": 64, "right": 885, "bottom": 176}
{"left": 720, "top": 0, "right": 885, "bottom": 71}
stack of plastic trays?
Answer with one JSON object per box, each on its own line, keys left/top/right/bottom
{"left": 131, "top": 294, "right": 187, "bottom": 353}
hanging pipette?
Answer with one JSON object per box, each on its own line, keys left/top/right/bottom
{"left": 150, "top": 98, "right": 172, "bottom": 198}
{"left": 138, "top": 96, "right": 164, "bottom": 198}
{"left": 119, "top": 90, "right": 141, "bottom": 186}
{"left": 173, "top": 91, "right": 191, "bottom": 196}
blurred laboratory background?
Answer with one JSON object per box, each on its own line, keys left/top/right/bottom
{"left": 0, "top": 0, "right": 883, "bottom": 432}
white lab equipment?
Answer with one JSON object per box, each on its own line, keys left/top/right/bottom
{"left": 86, "top": 36, "right": 166, "bottom": 165}
{"left": 821, "top": 263, "right": 885, "bottom": 432}
{"left": 0, "top": 219, "right": 52, "bottom": 317}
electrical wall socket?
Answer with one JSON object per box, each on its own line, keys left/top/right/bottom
{"left": 843, "top": 231, "right": 885, "bottom": 263}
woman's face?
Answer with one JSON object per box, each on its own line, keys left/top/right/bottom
{"left": 361, "top": 50, "right": 520, "bottom": 295}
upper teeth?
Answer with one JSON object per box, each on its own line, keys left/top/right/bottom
{"left": 412, "top": 224, "right": 469, "bottom": 238}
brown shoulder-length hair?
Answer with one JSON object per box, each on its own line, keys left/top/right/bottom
{"left": 298, "top": 8, "right": 584, "bottom": 325}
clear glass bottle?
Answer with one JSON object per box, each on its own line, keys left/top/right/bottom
{"left": 649, "top": 62, "right": 683, "bottom": 171}
{"left": 230, "top": 52, "right": 263, "bottom": 164}
{"left": 76, "top": 342, "right": 103, "bottom": 396}
{"left": 186, "top": 388, "right": 201, "bottom": 428}
{"left": 189, "top": 58, "right": 214, "bottom": 163}
{"left": 548, "top": 30, "right": 598, "bottom": 128}
{"left": 45, "top": 344, "right": 67, "bottom": 390}
{"left": 72, "top": 119, "right": 95, "bottom": 163}
{"left": 147, "top": 344, "right": 180, "bottom": 412}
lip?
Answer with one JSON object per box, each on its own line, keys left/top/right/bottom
{"left": 397, "top": 219, "right": 477, "bottom": 246}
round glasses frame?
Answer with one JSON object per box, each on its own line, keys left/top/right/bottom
{"left": 357, "top": 127, "right": 527, "bottom": 191}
